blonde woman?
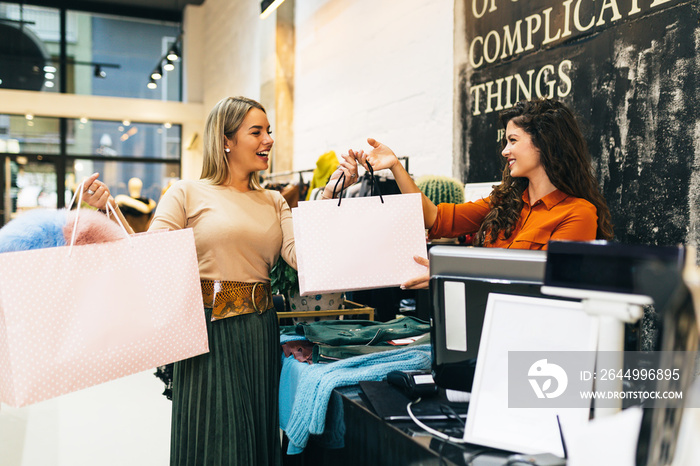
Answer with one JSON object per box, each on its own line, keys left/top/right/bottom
{"left": 82, "top": 96, "right": 358, "bottom": 465}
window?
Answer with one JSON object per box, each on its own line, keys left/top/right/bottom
{"left": 0, "top": 2, "right": 182, "bottom": 100}
{"left": 0, "top": 114, "right": 181, "bottom": 225}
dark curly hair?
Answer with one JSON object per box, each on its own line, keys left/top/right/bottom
{"left": 472, "top": 98, "right": 614, "bottom": 246}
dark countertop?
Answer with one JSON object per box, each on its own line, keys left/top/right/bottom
{"left": 283, "top": 383, "right": 520, "bottom": 466}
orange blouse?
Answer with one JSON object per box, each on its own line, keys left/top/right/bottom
{"left": 427, "top": 189, "right": 598, "bottom": 250}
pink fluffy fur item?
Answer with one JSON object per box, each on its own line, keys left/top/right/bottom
{"left": 64, "top": 209, "right": 126, "bottom": 245}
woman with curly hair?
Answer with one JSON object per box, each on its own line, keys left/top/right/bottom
{"left": 351, "top": 98, "right": 613, "bottom": 289}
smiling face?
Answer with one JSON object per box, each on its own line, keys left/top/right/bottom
{"left": 224, "top": 107, "right": 274, "bottom": 178}
{"left": 502, "top": 120, "right": 546, "bottom": 182}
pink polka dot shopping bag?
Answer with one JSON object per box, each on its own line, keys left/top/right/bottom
{"left": 0, "top": 226, "right": 209, "bottom": 407}
{"left": 292, "top": 192, "right": 428, "bottom": 296}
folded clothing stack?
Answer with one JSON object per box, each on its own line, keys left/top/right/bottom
{"left": 284, "top": 315, "right": 431, "bottom": 363}
{"left": 279, "top": 315, "right": 433, "bottom": 454}
{"left": 280, "top": 344, "right": 432, "bottom": 455}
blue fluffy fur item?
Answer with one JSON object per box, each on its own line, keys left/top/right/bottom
{"left": 0, "top": 208, "right": 124, "bottom": 254}
{"left": 0, "top": 209, "right": 68, "bottom": 253}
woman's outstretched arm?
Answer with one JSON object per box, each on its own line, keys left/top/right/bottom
{"left": 350, "top": 138, "right": 438, "bottom": 229}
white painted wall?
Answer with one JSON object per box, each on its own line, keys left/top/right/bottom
{"left": 182, "top": 0, "right": 274, "bottom": 180}
{"left": 194, "top": 0, "right": 265, "bottom": 112}
{"left": 184, "top": 0, "right": 455, "bottom": 178}
{"left": 292, "top": 0, "right": 454, "bottom": 178}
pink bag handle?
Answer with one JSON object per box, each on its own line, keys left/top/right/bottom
{"left": 66, "top": 180, "right": 131, "bottom": 256}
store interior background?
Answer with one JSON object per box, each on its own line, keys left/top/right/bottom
{"left": 0, "top": 0, "right": 454, "bottom": 196}
{"left": 0, "top": 0, "right": 699, "bottom": 465}
{"left": 0, "top": 1, "right": 453, "bottom": 464}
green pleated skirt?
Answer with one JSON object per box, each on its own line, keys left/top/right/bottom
{"left": 170, "top": 307, "right": 282, "bottom": 466}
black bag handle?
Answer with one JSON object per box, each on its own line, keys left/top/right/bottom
{"left": 331, "top": 171, "right": 346, "bottom": 206}
{"left": 331, "top": 161, "right": 384, "bottom": 206}
{"left": 364, "top": 161, "right": 384, "bottom": 204}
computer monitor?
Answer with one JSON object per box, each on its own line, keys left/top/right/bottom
{"left": 429, "top": 246, "right": 550, "bottom": 392}
{"left": 543, "top": 240, "right": 685, "bottom": 301}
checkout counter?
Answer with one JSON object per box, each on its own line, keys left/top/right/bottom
{"left": 279, "top": 241, "right": 698, "bottom": 466}
{"left": 283, "top": 384, "right": 510, "bottom": 466}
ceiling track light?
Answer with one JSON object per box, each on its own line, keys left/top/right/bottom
{"left": 147, "top": 34, "right": 182, "bottom": 85}
{"left": 166, "top": 43, "right": 180, "bottom": 62}
{"left": 151, "top": 66, "right": 163, "bottom": 80}
{"left": 260, "top": 0, "right": 287, "bottom": 19}
{"left": 94, "top": 65, "right": 106, "bottom": 78}
{"left": 61, "top": 60, "right": 120, "bottom": 78}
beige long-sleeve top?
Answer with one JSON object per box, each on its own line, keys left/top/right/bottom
{"left": 149, "top": 179, "right": 296, "bottom": 283}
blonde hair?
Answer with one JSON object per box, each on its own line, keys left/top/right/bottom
{"left": 200, "top": 96, "right": 266, "bottom": 189}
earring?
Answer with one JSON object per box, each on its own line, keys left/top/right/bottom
{"left": 224, "top": 148, "right": 230, "bottom": 153}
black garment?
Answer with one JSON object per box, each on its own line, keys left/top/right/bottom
{"left": 154, "top": 364, "right": 173, "bottom": 400}
{"left": 357, "top": 172, "right": 401, "bottom": 197}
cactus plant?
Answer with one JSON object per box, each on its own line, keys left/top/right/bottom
{"left": 416, "top": 175, "right": 465, "bottom": 205}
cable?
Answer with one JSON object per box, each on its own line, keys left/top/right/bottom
{"left": 439, "top": 404, "right": 466, "bottom": 436}
{"left": 406, "top": 398, "right": 468, "bottom": 444}
{"left": 437, "top": 438, "right": 448, "bottom": 466}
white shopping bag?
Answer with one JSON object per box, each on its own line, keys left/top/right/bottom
{"left": 292, "top": 192, "right": 428, "bottom": 296}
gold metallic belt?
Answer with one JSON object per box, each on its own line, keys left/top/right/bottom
{"left": 201, "top": 280, "right": 273, "bottom": 321}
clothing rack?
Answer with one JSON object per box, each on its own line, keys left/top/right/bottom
{"left": 264, "top": 168, "right": 315, "bottom": 179}
{"left": 398, "top": 156, "right": 409, "bottom": 173}
{"left": 264, "top": 156, "right": 409, "bottom": 180}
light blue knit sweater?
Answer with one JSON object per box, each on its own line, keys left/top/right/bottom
{"left": 283, "top": 344, "right": 432, "bottom": 454}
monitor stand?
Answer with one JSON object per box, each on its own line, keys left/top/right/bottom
{"left": 542, "top": 286, "right": 651, "bottom": 417}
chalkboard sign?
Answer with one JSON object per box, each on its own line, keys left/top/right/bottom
{"left": 455, "top": 0, "right": 699, "bottom": 246}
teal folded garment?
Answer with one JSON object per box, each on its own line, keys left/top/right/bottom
{"left": 282, "top": 344, "right": 432, "bottom": 455}
{"left": 295, "top": 315, "right": 430, "bottom": 346}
